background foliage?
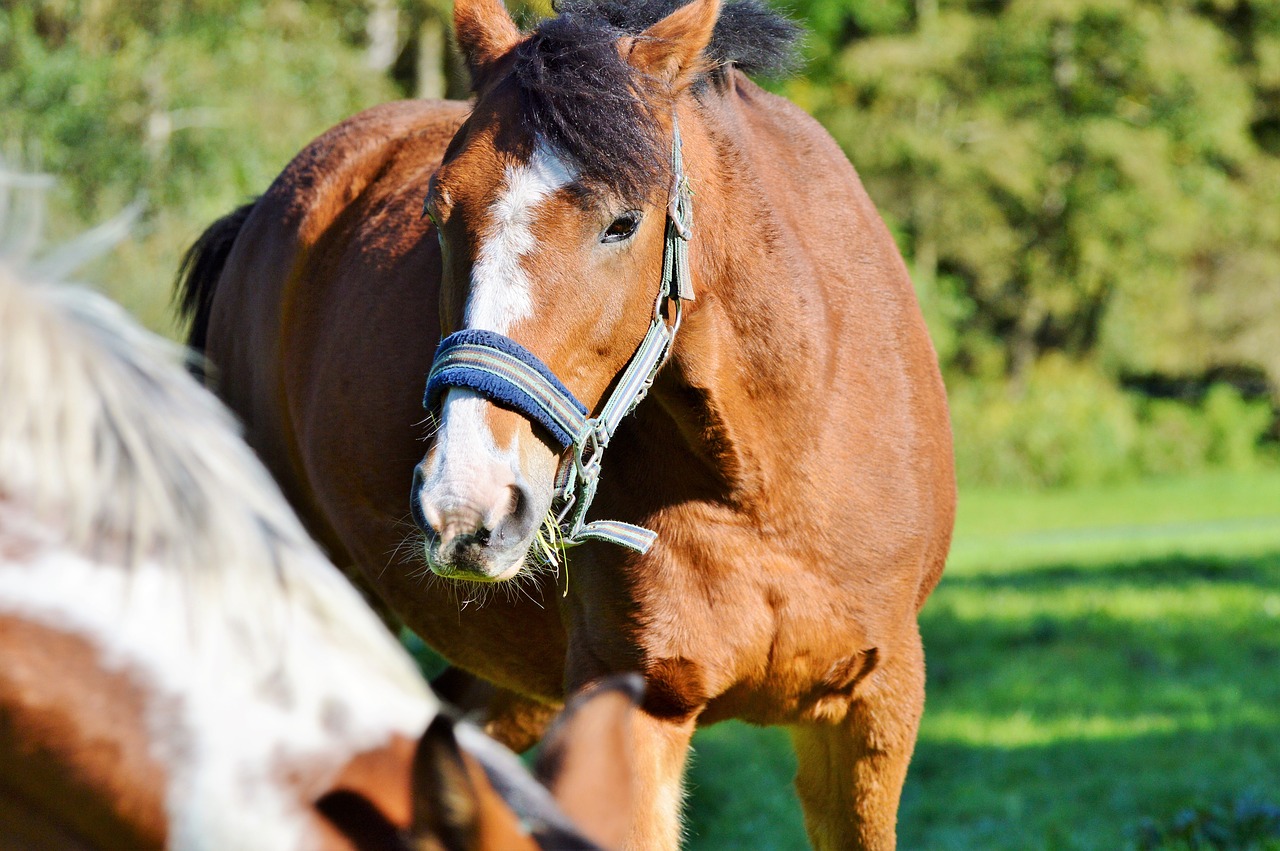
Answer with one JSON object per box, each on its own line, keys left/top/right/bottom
{"left": 3, "top": 0, "right": 1277, "bottom": 483}
{"left": 783, "top": 0, "right": 1280, "bottom": 485}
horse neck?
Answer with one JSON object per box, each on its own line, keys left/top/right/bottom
{"left": 645, "top": 85, "right": 828, "bottom": 506}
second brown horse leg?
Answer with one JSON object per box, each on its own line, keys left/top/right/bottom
{"left": 431, "top": 667, "right": 560, "bottom": 753}
{"left": 789, "top": 624, "right": 926, "bottom": 851}
{"left": 623, "top": 710, "right": 698, "bottom": 851}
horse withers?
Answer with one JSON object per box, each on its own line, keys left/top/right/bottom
{"left": 179, "top": 0, "right": 956, "bottom": 847}
{"left": 0, "top": 252, "right": 640, "bottom": 850}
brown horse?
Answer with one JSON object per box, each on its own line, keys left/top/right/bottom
{"left": 0, "top": 252, "right": 640, "bottom": 850}
{"left": 179, "top": 0, "right": 955, "bottom": 847}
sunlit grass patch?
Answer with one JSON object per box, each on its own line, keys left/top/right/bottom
{"left": 685, "top": 471, "right": 1280, "bottom": 850}
{"left": 902, "top": 540, "right": 1280, "bottom": 848}
{"left": 950, "top": 469, "right": 1280, "bottom": 575}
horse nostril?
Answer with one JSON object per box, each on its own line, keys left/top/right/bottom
{"left": 493, "top": 481, "right": 539, "bottom": 546}
{"left": 510, "top": 484, "right": 529, "bottom": 525}
{"left": 439, "top": 527, "right": 492, "bottom": 567}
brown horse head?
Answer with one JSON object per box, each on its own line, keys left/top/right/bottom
{"left": 320, "top": 675, "right": 643, "bottom": 851}
{"left": 411, "top": 0, "right": 733, "bottom": 581}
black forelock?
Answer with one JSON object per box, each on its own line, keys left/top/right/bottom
{"left": 511, "top": 11, "right": 663, "bottom": 202}
{"left": 506, "top": 0, "right": 801, "bottom": 201}
{"left": 557, "top": 0, "right": 803, "bottom": 78}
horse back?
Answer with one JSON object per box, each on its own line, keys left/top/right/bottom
{"left": 204, "top": 100, "right": 465, "bottom": 565}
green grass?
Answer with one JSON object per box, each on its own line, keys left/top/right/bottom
{"left": 684, "top": 469, "right": 1280, "bottom": 850}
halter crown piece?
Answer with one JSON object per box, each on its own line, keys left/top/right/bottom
{"left": 423, "top": 120, "right": 695, "bottom": 555}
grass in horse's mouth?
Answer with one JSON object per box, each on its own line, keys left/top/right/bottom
{"left": 530, "top": 512, "right": 562, "bottom": 567}
{"left": 399, "top": 510, "right": 567, "bottom": 612}
{"left": 531, "top": 510, "right": 568, "bottom": 587}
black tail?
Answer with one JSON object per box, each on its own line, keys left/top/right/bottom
{"left": 175, "top": 201, "right": 256, "bottom": 354}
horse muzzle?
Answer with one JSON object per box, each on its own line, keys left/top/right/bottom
{"left": 410, "top": 457, "right": 546, "bottom": 582}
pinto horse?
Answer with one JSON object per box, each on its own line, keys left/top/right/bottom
{"left": 178, "top": 0, "right": 956, "bottom": 846}
{"left": 0, "top": 250, "right": 641, "bottom": 849}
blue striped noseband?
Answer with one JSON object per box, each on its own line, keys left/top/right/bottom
{"left": 423, "top": 121, "right": 695, "bottom": 554}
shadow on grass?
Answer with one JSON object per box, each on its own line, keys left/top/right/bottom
{"left": 945, "top": 550, "right": 1280, "bottom": 590}
{"left": 684, "top": 550, "right": 1280, "bottom": 851}
{"left": 901, "top": 724, "right": 1280, "bottom": 851}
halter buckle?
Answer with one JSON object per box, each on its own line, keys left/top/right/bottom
{"left": 667, "top": 175, "right": 692, "bottom": 242}
{"left": 553, "top": 484, "right": 577, "bottom": 526}
{"left": 573, "top": 419, "right": 610, "bottom": 484}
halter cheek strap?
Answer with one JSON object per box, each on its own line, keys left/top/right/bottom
{"left": 423, "top": 121, "right": 695, "bottom": 555}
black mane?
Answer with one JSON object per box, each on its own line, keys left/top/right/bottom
{"left": 507, "top": 0, "right": 801, "bottom": 201}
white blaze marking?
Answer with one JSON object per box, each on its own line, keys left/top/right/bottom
{"left": 465, "top": 144, "right": 574, "bottom": 334}
{"left": 430, "top": 145, "right": 572, "bottom": 506}
{"left": 428, "top": 389, "right": 519, "bottom": 508}
{"left": 0, "top": 513, "right": 435, "bottom": 851}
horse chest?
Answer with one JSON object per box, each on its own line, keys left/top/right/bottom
{"left": 566, "top": 524, "right": 882, "bottom": 725}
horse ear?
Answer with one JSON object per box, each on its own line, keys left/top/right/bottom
{"left": 626, "top": 0, "right": 723, "bottom": 89}
{"left": 535, "top": 674, "right": 644, "bottom": 850}
{"left": 409, "top": 714, "right": 481, "bottom": 851}
{"left": 454, "top": 0, "right": 522, "bottom": 84}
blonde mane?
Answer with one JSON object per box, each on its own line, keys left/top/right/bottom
{"left": 0, "top": 169, "right": 428, "bottom": 687}
{"left": 0, "top": 167, "right": 291, "bottom": 574}
{"left": 1, "top": 265, "right": 298, "bottom": 564}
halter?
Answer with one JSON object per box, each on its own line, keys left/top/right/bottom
{"left": 423, "top": 121, "right": 695, "bottom": 555}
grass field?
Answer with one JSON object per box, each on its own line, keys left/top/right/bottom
{"left": 683, "top": 470, "right": 1280, "bottom": 850}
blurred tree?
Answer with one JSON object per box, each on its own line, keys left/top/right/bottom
{"left": 0, "top": 0, "right": 399, "bottom": 328}
{"left": 784, "top": 0, "right": 1280, "bottom": 396}
{"left": 2, "top": 0, "right": 1275, "bottom": 482}
{"left": 1188, "top": 0, "right": 1280, "bottom": 403}
{"left": 0, "top": 0, "right": 398, "bottom": 218}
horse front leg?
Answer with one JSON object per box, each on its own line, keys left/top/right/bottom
{"left": 623, "top": 709, "right": 698, "bottom": 851}
{"left": 789, "top": 622, "right": 926, "bottom": 850}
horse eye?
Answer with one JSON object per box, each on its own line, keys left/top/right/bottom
{"left": 601, "top": 211, "right": 640, "bottom": 243}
